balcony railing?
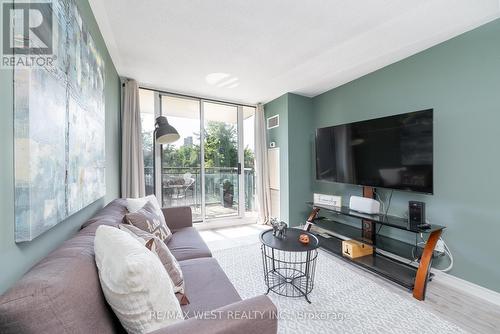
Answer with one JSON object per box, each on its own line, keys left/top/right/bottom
{"left": 145, "top": 166, "right": 255, "bottom": 212}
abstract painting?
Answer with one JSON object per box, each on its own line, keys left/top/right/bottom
{"left": 14, "top": 0, "right": 105, "bottom": 242}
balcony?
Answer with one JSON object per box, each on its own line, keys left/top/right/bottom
{"left": 145, "top": 166, "right": 256, "bottom": 221}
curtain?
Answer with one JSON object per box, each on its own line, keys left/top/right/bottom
{"left": 121, "top": 79, "right": 145, "bottom": 198}
{"left": 254, "top": 103, "right": 271, "bottom": 224}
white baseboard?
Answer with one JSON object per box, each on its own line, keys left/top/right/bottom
{"left": 375, "top": 249, "right": 500, "bottom": 307}
{"left": 431, "top": 270, "right": 500, "bottom": 308}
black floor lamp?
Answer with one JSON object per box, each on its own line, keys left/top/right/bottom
{"left": 153, "top": 116, "right": 180, "bottom": 196}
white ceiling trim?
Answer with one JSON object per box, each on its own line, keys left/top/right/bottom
{"left": 139, "top": 83, "right": 257, "bottom": 108}
{"left": 88, "top": 0, "right": 122, "bottom": 70}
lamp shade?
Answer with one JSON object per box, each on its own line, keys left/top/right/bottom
{"left": 155, "top": 116, "right": 180, "bottom": 144}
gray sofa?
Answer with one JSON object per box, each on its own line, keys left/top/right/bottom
{"left": 0, "top": 199, "right": 277, "bottom": 334}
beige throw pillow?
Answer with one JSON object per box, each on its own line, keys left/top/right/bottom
{"left": 119, "top": 224, "right": 185, "bottom": 295}
{"left": 126, "top": 195, "right": 163, "bottom": 216}
{"left": 123, "top": 201, "right": 173, "bottom": 243}
{"left": 94, "top": 225, "right": 182, "bottom": 334}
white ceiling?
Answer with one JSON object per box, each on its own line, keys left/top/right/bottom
{"left": 89, "top": 0, "right": 500, "bottom": 105}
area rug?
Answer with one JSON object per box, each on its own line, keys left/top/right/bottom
{"left": 212, "top": 243, "right": 465, "bottom": 334}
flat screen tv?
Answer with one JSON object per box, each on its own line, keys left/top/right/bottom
{"left": 315, "top": 109, "right": 433, "bottom": 194}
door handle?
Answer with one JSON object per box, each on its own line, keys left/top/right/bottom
{"left": 237, "top": 163, "right": 242, "bottom": 175}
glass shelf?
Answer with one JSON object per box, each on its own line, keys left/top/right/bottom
{"left": 315, "top": 234, "right": 418, "bottom": 289}
{"left": 307, "top": 202, "right": 445, "bottom": 234}
{"left": 312, "top": 220, "right": 443, "bottom": 259}
{"left": 307, "top": 200, "right": 444, "bottom": 298}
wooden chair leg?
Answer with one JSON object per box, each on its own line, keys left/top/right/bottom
{"left": 413, "top": 229, "right": 442, "bottom": 300}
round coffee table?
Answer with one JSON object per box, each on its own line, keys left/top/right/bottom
{"left": 260, "top": 228, "right": 319, "bottom": 303}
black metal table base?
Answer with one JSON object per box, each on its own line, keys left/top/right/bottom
{"left": 261, "top": 244, "right": 318, "bottom": 303}
{"left": 264, "top": 267, "right": 313, "bottom": 303}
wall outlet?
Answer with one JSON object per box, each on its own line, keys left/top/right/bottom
{"left": 435, "top": 239, "right": 445, "bottom": 253}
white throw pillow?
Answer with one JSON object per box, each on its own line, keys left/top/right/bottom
{"left": 119, "top": 224, "right": 185, "bottom": 294}
{"left": 94, "top": 225, "right": 182, "bottom": 334}
{"left": 126, "top": 195, "right": 163, "bottom": 216}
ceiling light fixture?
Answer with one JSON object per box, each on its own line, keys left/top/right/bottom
{"left": 216, "top": 77, "right": 238, "bottom": 88}
{"left": 205, "top": 72, "right": 239, "bottom": 88}
{"left": 206, "top": 72, "right": 229, "bottom": 85}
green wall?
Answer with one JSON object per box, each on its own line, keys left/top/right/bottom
{"left": 313, "top": 19, "right": 500, "bottom": 292}
{"left": 264, "top": 93, "right": 313, "bottom": 226}
{"left": 264, "top": 94, "right": 289, "bottom": 222}
{"left": 287, "top": 94, "right": 314, "bottom": 226}
{"left": 266, "top": 18, "right": 500, "bottom": 292}
{"left": 0, "top": 0, "right": 121, "bottom": 294}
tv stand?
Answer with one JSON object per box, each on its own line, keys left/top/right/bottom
{"left": 306, "top": 187, "right": 445, "bottom": 301}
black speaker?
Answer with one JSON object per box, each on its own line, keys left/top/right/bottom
{"left": 409, "top": 201, "right": 425, "bottom": 228}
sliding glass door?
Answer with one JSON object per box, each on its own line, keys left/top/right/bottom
{"left": 203, "top": 102, "right": 240, "bottom": 219}
{"left": 140, "top": 88, "right": 256, "bottom": 223}
{"left": 160, "top": 95, "right": 202, "bottom": 221}
{"left": 242, "top": 107, "right": 257, "bottom": 217}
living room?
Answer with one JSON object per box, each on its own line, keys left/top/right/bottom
{"left": 1, "top": 1, "right": 500, "bottom": 333}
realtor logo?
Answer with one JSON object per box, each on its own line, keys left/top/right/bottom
{"left": 2, "top": 0, "right": 55, "bottom": 68}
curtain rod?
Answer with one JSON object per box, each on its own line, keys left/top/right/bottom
{"left": 138, "top": 86, "right": 257, "bottom": 109}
